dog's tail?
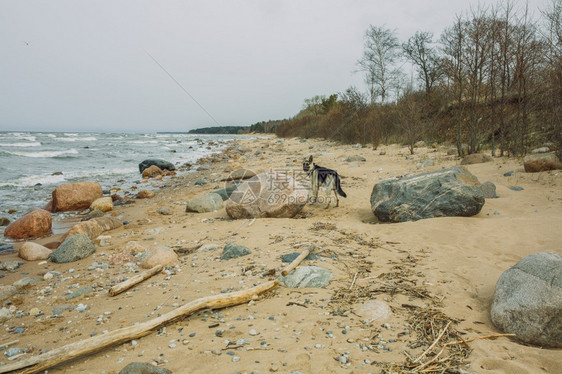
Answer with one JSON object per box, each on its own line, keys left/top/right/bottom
{"left": 336, "top": 176, "right": 347, "bottom": 198}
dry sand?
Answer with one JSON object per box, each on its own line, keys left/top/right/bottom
{"left": 1, "top": 136, "right": 561, "bottom": 373}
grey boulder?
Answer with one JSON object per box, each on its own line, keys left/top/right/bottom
{"left": 481, "top": 181, "right": 498, "bottom": 198}
{"left": 50, "top": 234, "right": 96, "bottom": 263}
{"left": 370, "top": 166, "right": 485, "bottom": 222}
{"left": 221, "top": 243, "right": 251, "bottom": 260}
{"left": 185, "top": 193, "right": 223, "bottom": 213}
{"left": 225, "top": 171, "right": 308, "bottom": 219}
{"left": 491, "top": 252, "right": 562, "bottom": 348}
{"left": 213, "top": 185, "right": 240, "bottom": 201}
{"left": 119, "top": 362, "right": 172, "bottom": 374}
{"left": 344, "top": 155, "right": 366, "bottom": 162}
{"left": 281, "top": 266, "right": 333, "bottom": 288}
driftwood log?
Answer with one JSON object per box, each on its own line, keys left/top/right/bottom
{"left": 281, "top": 244, "right": 315, "bottom": 276}
{"left": 0, "top": 280, "right": 279, "bottom": 374}
{"left": 109, "top": 264, "right": 163, "bottom": 296}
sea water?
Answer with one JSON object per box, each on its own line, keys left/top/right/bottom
{"left": 0, "top": 131, "right": 243, "bottom": 240}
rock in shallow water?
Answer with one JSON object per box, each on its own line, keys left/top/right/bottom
{"left": 4, "top": 209, "right": 52, "bottom": 239}
{"left": 49, "top": 182, "right": 103, "bottom": 212}
{"left": 138, "top": 159, "right": 175, "bottom": 174}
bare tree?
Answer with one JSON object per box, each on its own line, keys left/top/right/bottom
{"left": 498, "top": 1, "right": 515, "bottom": 156}
{"left": 397, "top": 88, "right": 424, "bottom": 154}
{"left": 402, "top": 31, "right": 443, "bottom": 95}
{"left": 441, "top": 15, "right": 467, "bottom": 156}
{"left": 357, "top": 25, "right": 402, "bottom": 104}
{"left": 512, "top": 4, "right": 542, "bottom": 156}
{"left": 464, "top": 7, "right": 491, "bottom": 154}
{"left": 541, "top": 0, "right": 562, "bottom": 158}
{"left": 486, "top": 6, "right": 502, "bottom": 156}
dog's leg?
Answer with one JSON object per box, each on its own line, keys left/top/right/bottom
{"left": 324, "top": 178, "right": 333, "bottom": 209}
{"left": 310, "top": 174, "right": 318, "bottom": 204}
{"left": 333, "top": 187, "right": 339, "bottom": 207}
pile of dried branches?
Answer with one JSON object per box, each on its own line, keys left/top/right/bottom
{"left": 328, "top": 253, "right": 498, "bottom": 373}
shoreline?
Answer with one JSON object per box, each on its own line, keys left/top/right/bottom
{"left": 1, "top": 135, "right": 561, "bottom": 373}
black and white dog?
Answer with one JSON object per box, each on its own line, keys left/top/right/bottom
{"left": 302, "top": 155, "right": 347, "bottom": 208}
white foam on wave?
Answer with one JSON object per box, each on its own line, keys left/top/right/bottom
{"left": 11, "top": 133, "right": 36, "bottom": 142}
{"left": 57, "top": 136, "right": 97, "bottom": 142}
{"left": 130, "top": 140, "right": 158, "bottom": 144}
{"left": 0, "top": 173, "right": 66, "bottom": 187}
{"left": 6, "top": 148, "right": 79, "bottom": 158}
{"left": 65, "top": 167, "right": 138, "bottom": 181}
{"left": 0, "top": 142, "right": 42, "bottom": 147}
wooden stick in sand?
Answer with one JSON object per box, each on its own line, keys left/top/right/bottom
{"left": 0, "top": 280, "right": 279, "bottom": 374}
{"left": 281, "top": 244, "right": 315, "bottom": 276}
{"left": 109, "top": 264, "right": 163, "bottom": 296}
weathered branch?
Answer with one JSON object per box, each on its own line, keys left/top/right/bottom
{"left": 108, "top": 264, "right": 163, "bottom": 296}
{"left": 0, "top": 280, "right": 279, "bottom": 374}
{"left": 281, "top": 244, "right": 315, "bottom": 276}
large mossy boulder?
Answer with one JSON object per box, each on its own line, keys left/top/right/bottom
{"left": 491, "top": 252, "right": 562, "bottom": 348}
{"left": 370, "top": 166, "right": 484, "bottom": 222}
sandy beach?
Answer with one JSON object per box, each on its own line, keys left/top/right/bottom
{"left": 1, "top": 135, "right": 561, "bottom": 374}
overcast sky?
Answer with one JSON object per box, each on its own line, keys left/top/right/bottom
{"left": 0, "top": 0, "right": 550, "bottom": 133}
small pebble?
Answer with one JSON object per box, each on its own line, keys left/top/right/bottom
{"left": 4, "top": 347, "right": 21, "bottom": 357}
